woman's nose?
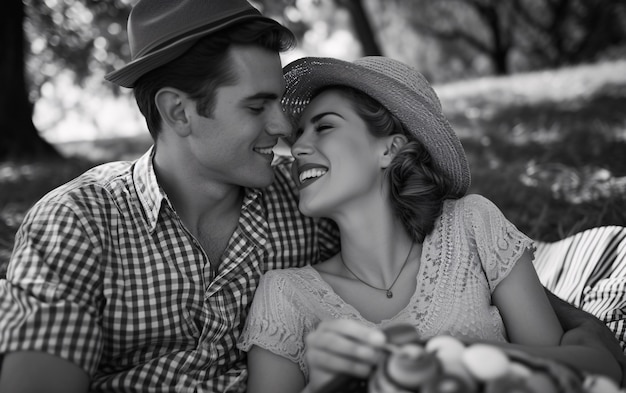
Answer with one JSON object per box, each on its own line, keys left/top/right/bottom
{"left": 290, "top": 133, "right": 313, "bottom": 157}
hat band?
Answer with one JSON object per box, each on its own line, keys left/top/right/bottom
{"left": 134, "top": 8, "right": 263, "bottom": 59}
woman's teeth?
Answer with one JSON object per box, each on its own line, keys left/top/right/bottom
{"left": 299, "top": 168, "right": 327, "bottom": 183}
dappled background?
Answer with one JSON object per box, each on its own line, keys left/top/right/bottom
{"left": 1, "top": 0, "right": 626, "bottom": 273}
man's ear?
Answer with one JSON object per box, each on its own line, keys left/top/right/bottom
{"left": 155, "top": 88, "right": 190, "bottom": 137}
{"left": 380, "top": 134, "right": 408, "bottom": 168}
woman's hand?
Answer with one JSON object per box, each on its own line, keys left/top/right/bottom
{"left": 304, "top": 319, "right": 386, "bottom": 392}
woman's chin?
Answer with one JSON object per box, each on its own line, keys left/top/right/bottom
{"left": 298, "top": 201, "right": 326, "bottom": 218}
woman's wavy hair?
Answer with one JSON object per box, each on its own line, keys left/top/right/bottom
{"left": 313, "top": 86, "right": 458, "bottom": 243}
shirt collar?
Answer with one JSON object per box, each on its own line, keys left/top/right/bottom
{"left": 133, "top": 146, "right": 265, "bottom": 232}
{"left": 133, "top": 146, "right": 167, "bottom": 232}
{"left": 242, "top": 187, "right": 262, "bottom": 210}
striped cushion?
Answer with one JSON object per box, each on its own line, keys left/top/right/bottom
{"left": 533, "top": 226, "right": 626, "bottom": 352}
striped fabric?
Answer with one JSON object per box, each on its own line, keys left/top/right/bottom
{"left": 533, "top": 226, "right": 626, "bottom": 352}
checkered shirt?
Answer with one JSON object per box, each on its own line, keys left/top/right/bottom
{"left": 0, "top": 147, "right": 339, "bottom": 392}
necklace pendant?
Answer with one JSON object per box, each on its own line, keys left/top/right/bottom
{"left": 386, "top": 290, "right": 393, "bottom": 298}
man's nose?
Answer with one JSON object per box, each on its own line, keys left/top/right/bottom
{"left": 266, "top": 107, "right": 292, "bottom": 138}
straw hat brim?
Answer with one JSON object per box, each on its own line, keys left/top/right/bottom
{"left": 282, "top": 57, "right": 471, "bottom": 196}
{"left": 105, "top": 13, "right": 280, "bottom": 88}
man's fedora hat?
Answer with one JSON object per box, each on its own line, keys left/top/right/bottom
{"left": 105, "top": 0, "right": 283, "bottom": 88}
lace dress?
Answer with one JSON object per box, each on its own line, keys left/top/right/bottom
{"left": 237, "top": 194, "right": 534, "bottom": 380}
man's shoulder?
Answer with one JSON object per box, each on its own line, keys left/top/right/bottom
{"left": 35, "top": 160, "right": 134, "bottom": 210}
{"left": 13, "top": 161, "right": 138, "bottom": 256}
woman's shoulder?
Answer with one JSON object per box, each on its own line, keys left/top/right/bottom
{"left": 445, "top": 194, "right": 501, "bottom": 217}
{"left": 262, "top": 265, "right": 319, "bottom": 287}
{"left": 262, "top": 260, "right": 342, "bottom": 299}
{"left": 259, "top": 266, "right": 335, "bottom": 316}
{"left": 446, "top": 193, "right": 494, "bottom": 208}
{"left": 440, "top": 195, "right": 507, "bottom": 237}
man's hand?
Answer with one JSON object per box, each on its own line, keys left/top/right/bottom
{"left": 559, "top": 319, "right": 626, "bottom": 386}
{"left": 0, "top": 351, "right": 89, "bottom": 393}
{"left": 304, "top": 319, "right": 386, "bottom": 392}
{"left": 546, "top": 289, "right": 626, "bottom": 386}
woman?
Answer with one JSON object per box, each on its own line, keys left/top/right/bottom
{"left": 237, "top": 56, "right": 621, "bottom": 392}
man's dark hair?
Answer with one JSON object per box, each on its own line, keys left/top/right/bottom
{"left": 133, "top": 20, "right": 296, "bottom": 139}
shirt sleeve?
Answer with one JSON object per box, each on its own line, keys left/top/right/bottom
{"left": 237, "top": 270, "right": 308, "bottom": 375}
{"left": 464, "top": 195, "right": 535, "bottom": 293}
{"left": 0, "top": 199, "right": 104, "bottom": 376}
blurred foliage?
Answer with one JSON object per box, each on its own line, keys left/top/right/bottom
{"left": 253, "top": 0, "right": 626, "bottom": 82}
{"left": 387, "top": 0, "right": 626, "bottom": 76}
{"left": 24, "top": 0, "right": 626, "bottom": 98}
{"left": 25, "top": 0, "right": 131, "bottom": 102}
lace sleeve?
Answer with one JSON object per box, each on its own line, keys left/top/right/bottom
{"left": 465, "top": 195, "right": 534, "bottom": 292}
{"left": 237, "top": 270, "right": 308, "bottom": 373}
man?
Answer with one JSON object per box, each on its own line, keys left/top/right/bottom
{"left": 0, "top": 1, "right": 339, "bottom": 392}
{"left": 0, "top": 0, "right": 622, "bottom": 392}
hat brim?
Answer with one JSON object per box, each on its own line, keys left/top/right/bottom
{"left": 105, "top": 13, "right": 282, "bottom": 88}
{"left": 282, "top": 57, "right": 471, "bottom": 196}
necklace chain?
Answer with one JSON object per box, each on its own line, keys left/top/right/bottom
{"left": 340, "top": 243, "right": 415, "bottom": 299}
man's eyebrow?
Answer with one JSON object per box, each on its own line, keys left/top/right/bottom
{"left": 309, "top": 112, "right": 344, "bottom": 124}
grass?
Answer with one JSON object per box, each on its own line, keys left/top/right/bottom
{"left": 1, "top": 60, "right": 626, "bottom": 274}
{"left": 436, "top": 60, "right": 626, "bottom": 241}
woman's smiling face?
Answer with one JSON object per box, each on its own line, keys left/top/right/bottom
{"left": 291, "top": 89, "right": 389, "bottom": 218}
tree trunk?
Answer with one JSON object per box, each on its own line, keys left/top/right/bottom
{"left": 336, "top": 0, "right": 382, "bottom": 56}
{"left": 0, "top": 0, "right": 61, "bottom": 161}
{"left": 492, "top": 48, "right": 509, "bottom": 75}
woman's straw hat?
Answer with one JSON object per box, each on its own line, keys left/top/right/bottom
{"left": 282, "top": 56, "right": 471, "bottom": 197}
{"left": 105, "top": 0, "right": 283, "bottom": 88}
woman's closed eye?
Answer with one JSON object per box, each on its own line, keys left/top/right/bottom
{"left": 314, "top": 123, "right": 333, "bottom": 132}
